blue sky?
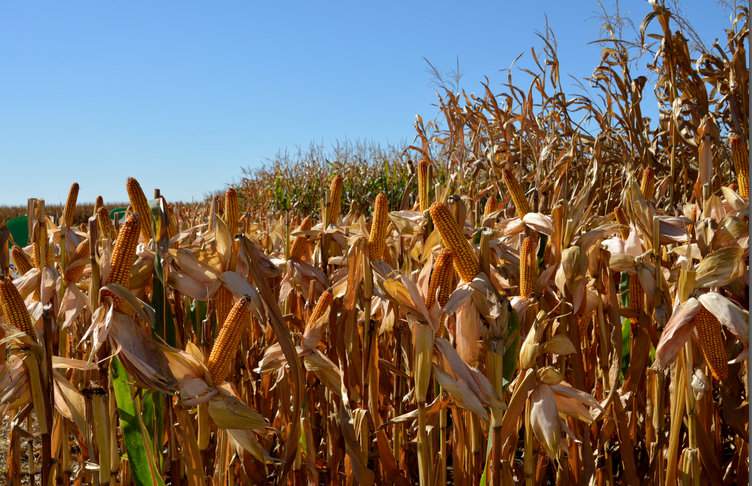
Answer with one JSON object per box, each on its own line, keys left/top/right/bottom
{"left": 0, "top": 0, "right": 735, "bottom": 204}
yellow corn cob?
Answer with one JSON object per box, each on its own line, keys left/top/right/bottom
{"left": 0, "top": 276, "right": 35, "bottom": 339}
{"left": 64, "top": 239, "right": 91, "bottom": 283}
{"left": 107, "top": 214, "right": 140, "bottom": 287}
{"left": 94, "top": 195, "right": 105, "bottom": 214}
{"left": 61, "top": 182, "right": 79, "bottom": 227}
{"left": 32, "top": 222, "right": 48, "bottom": 269}
{"left": 501, "top": 168, "right": 530, "bottom": 217}
{"left": 214, "top": 286, "right": 234, "bottom": 328}
{"left": 326, "top": 175, "right": 343, "bottom": 224}
{"left": 368, "top": 193, "right": 389, "bottom": 260}
{"left": 126, "top": 177, "right": 153, "bottom": 242}
{"left": 289, "top": 216, "right": 313, "bottom": 261}
{"left": 11, "top": 246, "right": 32, "bottom": 276}
{"left": 640, "top": 167, "right": 655, "bottom": 200}
{"left": 97, "top": 207, "right": 117, "bottom": 241}
{"left": 730, "top": 132, "right": 748, "bottom": 199}
{"left": 429, "top": 202, "right": 479, "bottom": 282}
{"left": 308, "top": 290, "right": 333, "bottom": 325}
{"left": 426, "top": 249, "right": 456, "bottom": 308}
{"left": 215, "top": 195, "right": 223, "bottom": 218}
{"left": 224, "top": 188, "right": 239, "bottom": 236}
{"left": 483, "top": 194, "right": 497, "bottom": 217}
{"left": 73, "top": 238, "right": 90, "bottom": 260}
{"left": 693, "top": 306, "right": 728, "bottom": 381}
{"left": 417, "top": 159, "right": 430, "bottom": 212}
{"left": 166, "top": 202, "right": 178, "bottom": 236}
{"left": 519, "top": 234, "right": 538, "bottom": 298}
{"left": 613, "top": 206, "right": 630, "bottom": 239}
{"left": 207, "top": 296, "right": 252, "bottom": 384}
{"left": 448, "top": 196, "right": 466, "bottom": 227}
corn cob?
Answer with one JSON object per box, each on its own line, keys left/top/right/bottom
{"left": 0, "top": 276, "right": 35, "bottom": 339}
{"left": 640, "top": 167, "right": 655, "bottom": 200}
{"left": 448, "top": 196, "right": 466, "bottom": 227}
{"left": 629, "top": 275, "right": 642, "bottom": 322}
{"left": 11, "top": 246, "right": 32, "bottom": 276}
{"left": 426, "top": 249, "right": 456, "bottom": 308}
{"left": 94, "top": 195, "right": 105, "bottom": 214}
{"left": 166, "top": 202, "right": 178, "bottom": 236}
{"left": 613, "top": 206, "right": 630, "bottom": 239}
{"left": 97, "top": 207, "right": 117, "bottom": 241}
{"left": 64, "top": 239, "right": 91, "bottom": 283}
{"left": 224, "top": 188, "right": 239, "bottom": 236}
{"left": 61, "top": 182, "right": 79, "bottom": 227}
{"left": 501, "top": 168, "right": 530, "bottom": 217}
{"left": 32, "top": 222, "right": 48, "bottom": 269}
{"left": 417, "top": 159, "right": 430, "bottom": 212}
{"left": 368, "top": 193, "right": 390, "bottom": 260}
{"left": 289, "top": 216, "right": 313, "bottom": 261}
{"left": 429, "top": 202, "right": 479, "bottom": 282}
{"left": 307, "top": 290, "right": 333, "bottom": 325}
{"left": 126, "top": 177, "right": 153, "bottom": 242}
{"left": 107, "top": 214, "right": 140, "bottom": 287}
{"left": 519, "top": 234, "right": 538, "bottom": 298}
{"left": 483, "top": 194, "right": 497, "bottom": 217}
{"left": 326, "top": 175, "right": 343, "bottom": 225}
{"left": 214, "top": 286, "right": 234, "bottom": 327}
{"left": 207, "top": 296, "right": 252, "bottom": 384}
{"left": 693, "top": 306, "right": 728, "bottom": 381}
{"left": 730, "top": 132, "right": 748, "bottom": 199}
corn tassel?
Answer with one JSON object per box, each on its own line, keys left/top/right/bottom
{"left": 11, "top": 246, "right": 32, "bottom": 276}
{"left": 730, "top": 132, "right": 748, "bottom": 199}
{"left": 326, "top": 175, "right": 343, "bottom": 225}
{"left": 426, "top": 249, "right": 456, "bottom": 308}
{"left": 61, "top": 182, "right": 79, "bottom": 227}
{"left": 417, "top": 159, "right": 430, "bottom": 212}
{"left": 224, "top": 188, "right": 239, "bottom": 236}
{"left": 501, "top": 168, "right": 530, "bottom": 217}
{"left": 126, "top": 177, "right": 153, "bottom": 242}
{"left": 429, "top": 202, "right": 479, "bottom": 282}
{"left": 368, "top": 193, "right": 389, "bottom": 260}
{"left": 107, "top": 214, "right": 140, "bottom": 287}
{"left": 207, "top": 296, "right": 252, "bottom": 384}
{"left": 0, "top": 277, "right": 35, "bottom": 339}
{"left": 693, "top": 306, "right": 728, "bottom": 381}
{"left": 519, "top": 234, "right": 538, "bottom": 298}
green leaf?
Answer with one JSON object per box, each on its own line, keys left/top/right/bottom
{"left": 621, "top": 316, "right": 631, "bottom": 375}
{"left": 141, "top": 391, "right": 164, "bottom": 468}
{"left": 152, "top": 253, "right": 175, "bottom": 346}
{"left": 619, "top": 272, "right": 630, "bottom": 307}
{"left": 111, "top": 357, "right": 166, "bottom": 486}
{"left": 503, "top": 307, "right": 520, "bottom": 381}
{"left": 478, "top": 428, "right": 494, "bottom": 486}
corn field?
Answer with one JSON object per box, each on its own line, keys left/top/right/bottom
{"left": 0, "top": 3, "right": 750, "bottom": 485}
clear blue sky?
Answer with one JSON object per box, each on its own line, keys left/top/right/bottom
{"left": 0, "top": 0, "right": 734, "bottom": 205}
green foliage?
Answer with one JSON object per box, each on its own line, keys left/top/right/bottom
{"left": 238, "top": 141, "right": 412, "bottom": 218}
{"left": 111, "top": 358, "right": 166, "bottom": 486}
